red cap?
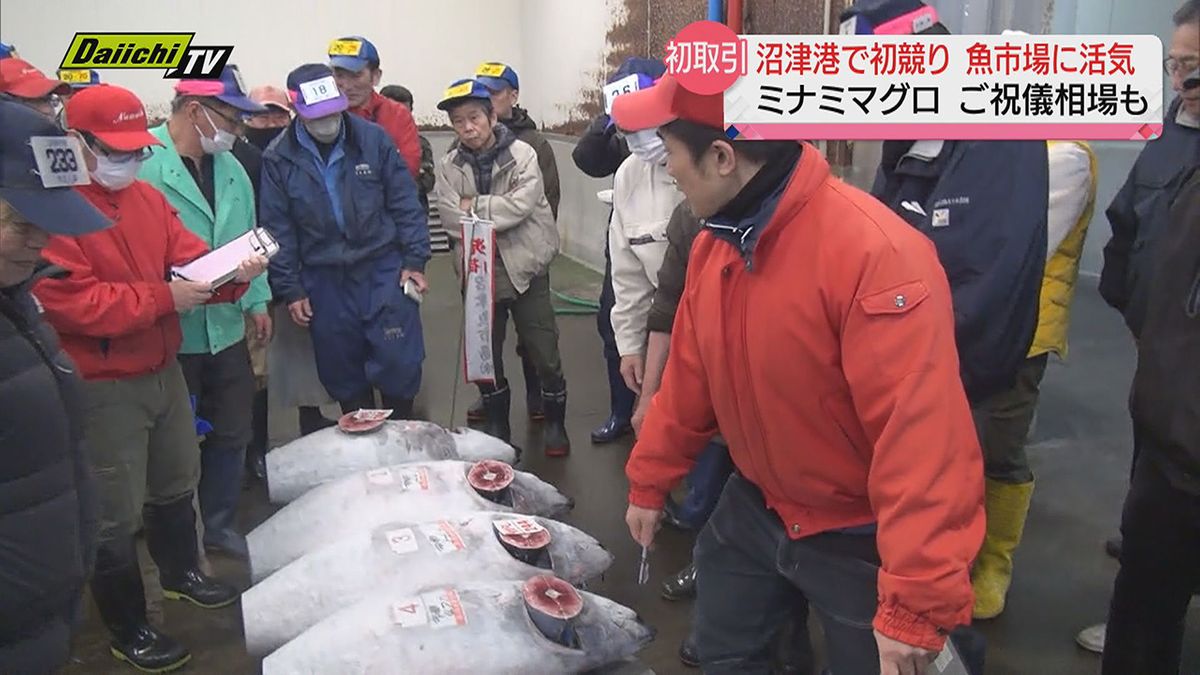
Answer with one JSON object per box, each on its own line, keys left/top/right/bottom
{"left": 0, "top": 58, "right": 70, "bottom": 99}
{"left": 611, "top": 73, "right": 724, "bottom": 132}
{"left": 65, "top": 84, "right": 163, "bottom": 152}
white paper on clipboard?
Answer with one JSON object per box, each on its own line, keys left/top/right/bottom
{"left": 171, "top": 228, "right": 279, "bottom": 287}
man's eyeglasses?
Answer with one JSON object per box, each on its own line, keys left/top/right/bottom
{"left": 1164, "top": 56, "right": 1200, "bottom": 75}
{"left": 200, "top": 103, "right": 248, "bottom": 131}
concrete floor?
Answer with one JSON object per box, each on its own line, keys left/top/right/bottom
{"left": 61, "top": 256, "right": 1200, "bottom": 674}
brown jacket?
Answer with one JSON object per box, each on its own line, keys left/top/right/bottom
{"left": 646, "top": 201, "right": 703, "bottom": 334}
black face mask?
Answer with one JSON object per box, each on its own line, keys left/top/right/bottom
{"left": 244, "top": 126, "right": 285, "bottom": 151}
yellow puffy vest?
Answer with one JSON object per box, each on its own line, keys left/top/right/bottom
{"left": 1029, "top": 140, "right": 1098, "bottom": 359}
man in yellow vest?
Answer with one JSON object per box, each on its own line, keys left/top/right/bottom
{"left": 971, "top": 139, "right": 1098, "bottom": 619}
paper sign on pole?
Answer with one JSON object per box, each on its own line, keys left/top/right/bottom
{"left": 462, "top": 216, "right": 496, "bottom": 384}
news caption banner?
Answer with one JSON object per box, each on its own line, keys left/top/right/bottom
{"left": 664, "top": 21, "right": 1164, "bottom": 141}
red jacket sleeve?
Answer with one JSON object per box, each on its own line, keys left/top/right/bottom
{"left": 838, "top": 246, "right": 985, "bottom": 651}
{"left": 35, "top": 235, "right": 176, "bottom": 339}
{"left": 625, "top": 289, "right": 720, "bottom": 509}
{"left": 382, "top": 102, "right": 422, "bottom": 179}
{"left": 158, "top": 190, "right": 248, "bottom": 305}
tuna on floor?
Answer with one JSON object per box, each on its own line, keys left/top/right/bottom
{"left": 246, "top": 459, "right": 573, "bottom": 581}
{"left": 261, "top": 575, "right": 655, "bottom": 675}
{"left": 242, "top": 512, "right": 615, "bottom": 655}
{"left": 265, "top": 420, "right": 519, "bottom": 504}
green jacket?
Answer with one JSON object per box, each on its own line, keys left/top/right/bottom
{"left": 140, "top": 124, "right": 271, "bottom": 355}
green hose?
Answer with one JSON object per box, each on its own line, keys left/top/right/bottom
{"left": 552, "top": 289, "right": 601, "bottom": 310}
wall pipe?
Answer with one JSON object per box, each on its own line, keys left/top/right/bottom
{"left": 708, "top": 0, "right": 724, "bottom": 22}
{"left": 727, "top": 0, "right": 744, "bottom": 32}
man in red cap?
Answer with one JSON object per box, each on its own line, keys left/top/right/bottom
{"left": 33, "top": 83, "right": 267, "bottom": 672}
{"left": 0, "top": 58, "right": 69, "bottom": 118}
{"left": 614, "top": 75, "right": 984, "bottom": 674}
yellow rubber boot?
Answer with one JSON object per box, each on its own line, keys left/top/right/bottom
{"left": 971, "top": 478, "right": 1034, "bottom": 619}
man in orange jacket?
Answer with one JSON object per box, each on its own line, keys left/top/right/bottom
{"left": 614, "top": 76, "right": 985, "bottom": 675}
{"left": 328, "top": 35, "right": 422, "bottom": 179}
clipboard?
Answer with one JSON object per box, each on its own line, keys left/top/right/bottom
{"left": 171, "top": 228, "right": 279, "bottom": 287}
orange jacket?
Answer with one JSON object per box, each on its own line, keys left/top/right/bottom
{"left": 350, "top": 91, "right": 422, "bottom": 180}
{"left": 626, "top": 145, "right": 984, "bottom": 651}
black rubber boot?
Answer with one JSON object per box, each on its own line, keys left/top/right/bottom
{"left": 542, "top": 386, "right": 571, "bottom": 457}
{"left": 298, "top": 405, "right": 336, "bottom": 436}
{"left": 679, "top": 636, "right": 700, "bottom": 668}
{"left": 144, "top": 494, "right": 239, "bottom": 609}
{"left": 661, "top": 563, "right": 697, "bottom": 601}
{"left": 246, "top": 388, "right": 268, "bottom": 483}
{"left": 381, "top": 395, "right": 415, "bottom": 421}
{"left": 481, "top": 383, "right": 512, "bottom": 443}
{"left": 338, "top": 392, "right": 377, "bottom": 416}
{"left": 517, "top": 345, "right": 544, "bottom": 421}
{"left": 91, "top": 537, "right": 191, "bottom": 673}
{"left": 198, "top": 446, "right": 248, "bottom": 560}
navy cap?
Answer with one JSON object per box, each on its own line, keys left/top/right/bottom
{"left": 437, "top": 78, "right": 493, "bottom": 111}
{"left": 286, "top": 63, "right": 349, "bottom": 120}
{"left": 0, "top": 42, "right": 15, "bottom": 60}
{"left": 328, "top": 36, "right": 380, "bottom": 73}
{"left": 475, "top": 62, "right": 519, "bottom": 92}
{"left": 611, "top": 57, "right": 666, "bottom": 84}
{"left": 0, "top": 100, "right": 110, "bottom": 236}
{"left": 175, "top": 64, "right": 266, "bottom": 114}
{"left": 839, "top": 0, "right": 947, "bottom": 35}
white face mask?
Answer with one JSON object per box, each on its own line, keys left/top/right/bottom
{"left": 304, "top": 115, "right": 343, "bottom": 143}
{"left": 195, "top": 107, "right": 237, "bottom": 154}
{"left": 626, "top": 128, "right": 668, "bottom": 165}
{"left": 89, "top": 151, "right": 143, "bottom": 191}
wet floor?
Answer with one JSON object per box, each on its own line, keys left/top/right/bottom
{"left": 62, "top": 257, "right": 1200, "bottom": 674}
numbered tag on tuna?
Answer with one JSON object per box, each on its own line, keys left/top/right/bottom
{"left": 389, "top": 596, "right": 429, "bottom": 628}
{"left": 365, "top": 467, "right": 395, "bottom": 486}
{"left": 395, "top": 467, "right": 430, "bottom": 491}
{"left": 422, "top": 590, "right": 468, "bottom": 629}
{"left": 421, "top": 521, "right": 467, "bottom": 556}
{"left": 493, "top": 517, "right": 547, "bottom": 538}
{"left": 28, "top": 136, "right": 89, "bottom": 188}
{"left": 384, "top": 528, "right": 419, "bottom": 555}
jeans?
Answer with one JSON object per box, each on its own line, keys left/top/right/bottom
{"left": 597, "top": 245, "right": 635, "bottom": 420}
{"left": 1102, "top": 448, "right": 1200, "bottom": 675}
{"left": 677, "top": 440, "right": 735, "bottom": 528}
{"left": 694, "top": 474, "right": 881, "bottom": 674}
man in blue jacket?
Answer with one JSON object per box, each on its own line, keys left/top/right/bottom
{"left": 260, "top": 64, "right": 430, "bottom": 418}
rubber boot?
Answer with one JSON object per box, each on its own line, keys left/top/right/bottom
{"left": 661, "top": 563, "right": 696, "bottom": 601}
{"left": 542, "top": 386, "right": 571, "bottom": 457}
{"left": 591, "top": 351, "right": 633, "bottom": 443}
{"left": 517, "top": 344, "right": 544, "bottom": 421}
{"left": 91, "top": 537, "right": 191, "bottom": 673}
{"left": 246, "top": 388, "right": 268, "bottom": 483}
{"left": 298, "top": 405, "right": 336, "bottom": 436}
{"left": 971, "top": 478, "right": 1034, "bottom": 619}
{"left": 381, "top": 395, "right": 414, "bottom": 421}
{"left": 144, "top": 494, "right": 239, "bottom": 609}
{"left": 481, "top": 384, "right": 512, "bottom": 443}
{"left": 338, "top": 392, "right": 377, "bottom": 416}
{"left": 197, "top": 446, "right": 248, "bottom": 559}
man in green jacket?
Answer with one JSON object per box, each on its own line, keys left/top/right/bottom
{"left": 139, "top": 66, "right": 271, "bottom": 559}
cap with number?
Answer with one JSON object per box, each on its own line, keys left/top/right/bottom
{"left": 249, "top": 85, "right": 291, "bottom": 112}
{"left": 174, "top": 64, "right": 266, "bottom": 114}
{"left": 839, "top": 0, "right": 947, "bottom": 35}
{"left": 437, "top": 78, "right": 493, "bottom": 112}
{"left": 0, "top": 59, "right": 70, "bottom": 100}
{"left": 328, "top": 36, "right": 381, "bottom": 73}
{"left": 611, "top": 73, "right": 723, "bottom": 132}
{"left": 610, "top": 57, "right": 666, "bottom": 84}
{"left": 65, "top": 84, "right": 163, "bottom": 152}
{"left": 286, "top": 63, "right": 348, "bottom": 120}
{"left": 474, "top": 62, "right": 519, "bottom": 92}
{"left": 0, "top": 99, "right": 111, "bottom": 235}
{"left": 58, "top": 69, "right": 101, "bottom": 90}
